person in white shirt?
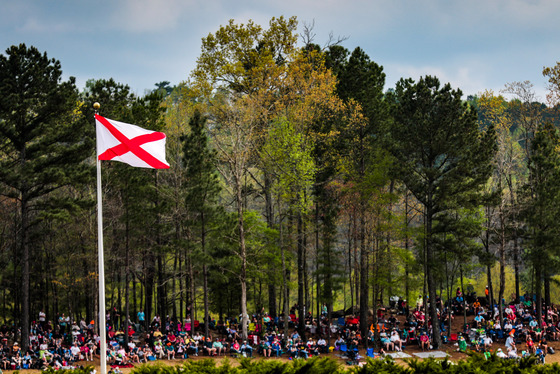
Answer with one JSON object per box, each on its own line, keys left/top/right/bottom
{"left": 507, "top": 345, "right": 518, "bottom": 358}
{"left": 317, "top": 337, "right": 327, "bottom": 353}
{"left": 117, "top": 346, "right": 128, "bottom": 364}
{"left": 496, "top": 348, "right": 507, "bottom": 358}
{"left": 70, "top": 343, "right": 81, "bottom": 361}
{"left": 482, "top": 335, "right": 492, "bottom": 350}
{"left": 39, "top": 310, "right": 46, "bottom": 326}
{"left": 390, "top": 330, "right": 402, "bottom": 351}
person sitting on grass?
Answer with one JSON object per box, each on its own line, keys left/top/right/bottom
{"left": 271, "top": 339, "right": 281, "bottom": 357}
{"left": 316, "top": 337, "right": 327, "bottom": 353}
{"left": 22, "top": 350, "right": 32, "bottom": 369}
{"left": 496, "top": 348, "right": 507, "bottom": 358}
{"left": 526, "top": 336, "right": 536, "bottom": 354}
{"left": 546, "top": 323, "right": 559, "bottom": 341}
{"left": 129, "top": 347, "right": 140, "bottom": 363}
{"left": 482, "top": 335, "right": 493, "bottom": 351}
{"left": 334, "top": 336, "right": 345, "bottom": 350}
{"left": 390, "top": 330, "right": 403, "bottom": 351}
{"left": 307, "top": 338, "right": 319, "bottom": 357}
{"left": 107, "top": 346, "right": 117, "bottom": 364}
{"left": 117, "top": 345, "right": 129, "bottom": 364}
{"left": 539, "top": 338, "right": 548, "bottom": 356}
{"left": 288, "top": 344, "right": 298, "bottom": 359}
{"left": 241, "top": 340, "right": 253, "bottom": 357}
{"left": 457, "top": 335, "right": 467, "bottom": 353}
{"left": 70, "top": 342, "right": 81, "bottom": 362}
{"left": 144, "top": 346, "right": 155, "bottom": 361}
{"left": 187, "top": 339, "right": 198, "bottom": 356}
{"left": 176, "top": 341, "right": 187, "bottom": 359}
{"left": 204, "top": 337, "right": 217, "bottom": 356}
{"left": 534, "top": 325, "right": 543, "bottom": 341}
{"left": 536, "top": 345, "right": 546, "bottom": 364}
{"left": 298, "top": 345, "right": 309, "bottom": 359}
{"left": 473, "top": 313, "right": 484, "bottom": 328}
{"left": 230, "top": 340, "right": 241, "bottom": 356}
{"left": 419, "top": 332, "right": 430, "bottom": 351}
{"left": 213, "top": 339, "right": 225, "bottom": 356}
{"left": 380, "top": 332, "right": 394, "bottom": 351}
{"left": 154, "top": 339, "right": 165, "bottom": 359}
{"left": 260, "top": 340, "right": 271, "bottom": 357}
{"left": 166, "top": 342, "right": 175, "bottom": 360}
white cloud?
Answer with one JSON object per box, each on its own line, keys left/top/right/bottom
{"left": 110, "top": 0, "right": 198, "bottom": 33}
{"left": 389, "top": 62, "right": 488, "bottom": 96}
{"left": 2, "top": 0, "right": 558, "bottom": 101}
{"left": 19, "top": 17, "right": 76, "bottom": 34}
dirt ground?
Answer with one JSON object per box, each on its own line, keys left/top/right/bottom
{"left": 5, "top": 313, "right": 560, "bottom": 373}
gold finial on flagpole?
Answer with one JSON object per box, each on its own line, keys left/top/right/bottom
{"left": 93, "top": 102, "right": 100, "bottom": 114}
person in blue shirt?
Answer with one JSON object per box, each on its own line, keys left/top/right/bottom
{"left": 536, "top": 346, "right": 545, "bottom": 364}
{"left": 137, "top": 310, "right": 145, "bottom": 331}
{"left": 473, "top": 314, "right": 484, "bottom": 328}
{"left": 241, "top": 341, "right": 253, "bottom": 357}
{"left": 271, "top": 340, "right": 281, "bottom": 357}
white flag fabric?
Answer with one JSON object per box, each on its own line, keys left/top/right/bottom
{"left": 95, "top": 114, "right": 169, "bottom": 169}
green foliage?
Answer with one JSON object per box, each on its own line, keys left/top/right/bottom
{"left": 42, "top": 365, "right": 96, "bottom": 374}
{"left": 351, "top": 357, "right": 408, "bottom": 374}
{"left": 261, "top": 117, "right": 316, "bottom": 213}
{"left": 389, "top": 75, "right": 497, "bottom": 346}
{"left": 123, "top": 355, "right": 560, "bottom": 374}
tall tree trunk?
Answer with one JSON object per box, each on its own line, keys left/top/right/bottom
{"left": 460, "top": 266, "right": 467, "bottom": 329}
{"left": 157, "top": 254, "right": 165, "bottom": 319}
{"left": 487, "top": 264, "right": 494, "bottom": 315}
{"left": 536, "top": 266, "right": 543, "bottom": 325}
{"left": 172, "top": 253, "right": 177, "bottom": 318}
{"left": 426, "top": 200, "right": 442, "bottom": 348}
{"left": 21, "top": 198, "right": 30, "bottom": 352}
{"left": 348, "top": 220, "right": 354, "bottom": 313}
{"left": 297, "top": 213, "right": 306, "bottom": 340}
{"left": 203, "top": 209, "right": 209, "bottom": 338}
{"left": 235, "top": 179, "right": 248, "bottom": 340}
{"left": 189, "top": 252, "right": 195, "bottom": 334}
{"left": 359, "top": 208, "right": 368, "bottom": 346}
{"left": 545, "top": 275, "right": 551, "bottom": 313}
{"left": 280, "top": 218, "right": 290, "bottom": 344}
{"left": 404, "top": 192, "right": 410, "bottom": 312}
{"left": 144, "top": 250, "right": 155, "bottom": 331}
{"left": 514, "top": 240, "right": 521, "bottom": 303}
{"left": 264, "top": 174, "right": 277, "bottom": 318}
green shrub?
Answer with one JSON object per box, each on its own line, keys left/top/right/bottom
{"left": 120, "top": 354, "right": 560, "bottom": 374}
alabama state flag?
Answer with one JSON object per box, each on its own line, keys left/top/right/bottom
{"left": 95, "top": 114, "right": 169, "bottom": 169}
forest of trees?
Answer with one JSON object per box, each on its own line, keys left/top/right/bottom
{"left": 1, "top": 16, "right": 560, "bottom": 350}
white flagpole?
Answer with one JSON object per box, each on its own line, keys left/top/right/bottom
{"left": 94, "top": 102, "right": 108, "bottom": 374}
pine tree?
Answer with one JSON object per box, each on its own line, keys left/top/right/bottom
{"left": 182, "top": 109, "right": 221, "bottom": 337}
{"left": 0, "top": 44, "right": 93, "bottom": 351}
{"left": 389, "top": 76, "right": 496, "bottom": 348}
{"left": 520, "top": 122, "right": 560, "bottom": 324}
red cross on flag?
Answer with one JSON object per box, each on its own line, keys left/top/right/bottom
{"left": 95, "top": 114, "right": 170, "bottom": 169}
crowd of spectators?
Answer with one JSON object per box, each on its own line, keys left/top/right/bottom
{"left": 0, "top": 292, "right": 558, "bottom": 370}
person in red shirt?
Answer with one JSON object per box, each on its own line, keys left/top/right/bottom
{"left": 420, "top": 332, "right": 430, "bottom": 351}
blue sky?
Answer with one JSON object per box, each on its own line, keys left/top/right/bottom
{"left": 1, "top": 0, "right": 559, "bottom": 101}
